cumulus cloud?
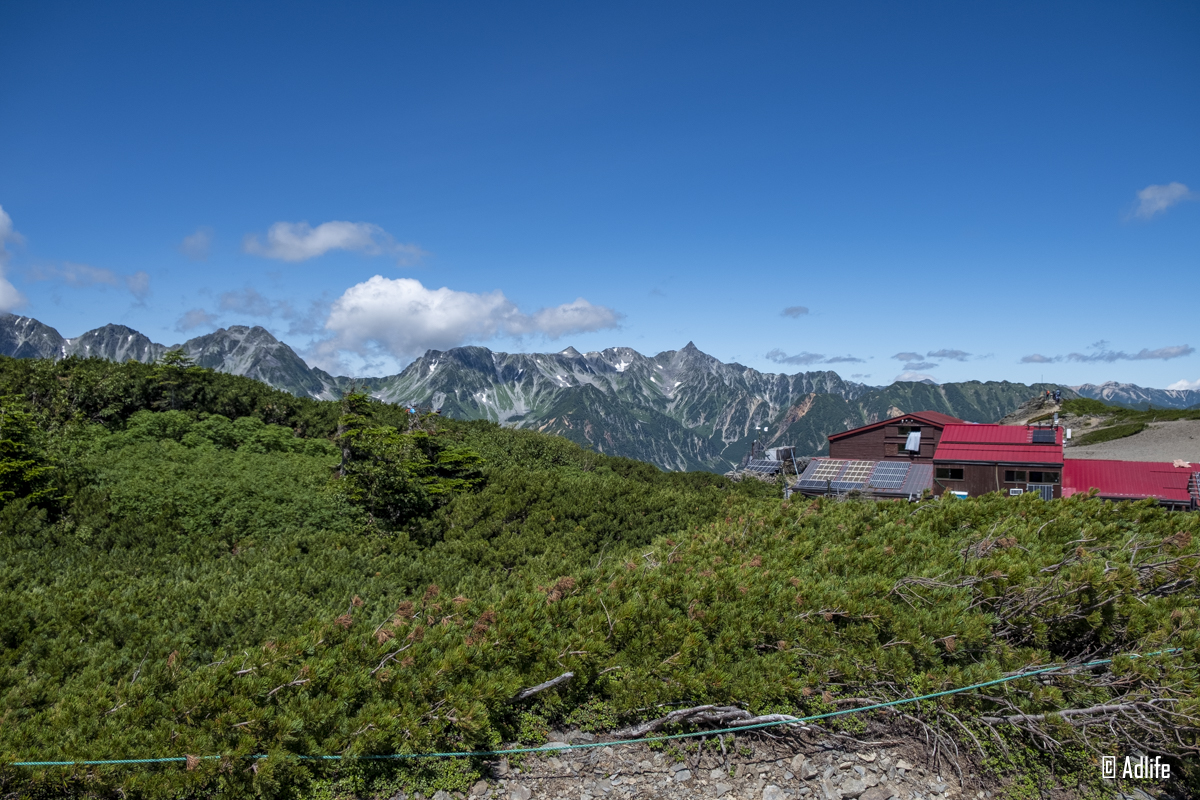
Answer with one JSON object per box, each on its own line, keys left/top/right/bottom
{"left": 1129, "top": 182, "right": 1193, "bottom": 220}
{"left": 176, "top": 308, "right": 218, "bottom": 332}
{"left": 894, "top": 371, "right": 938, "bottom": 383}
{"left": 781, "top": 306, "right": 809, "bottom": 318}
{"left": 317, "top": 276, "right": 621, "bottom": 362}
{"left": 244, "top": 220, "right": 427, "bottom": 264}
{"left": 180, "top": 226, "right": 213, "bottom": 260}
{"left": 892, "top": 351, "right": 923, "bottom": 362}
{"left": 766, "top": 349, "right": 863, "bottom": 366}
{"left": 927, "top": 348, "right": 970, "bottom": 361}
{"left": 0, "top": 205, "right": 26, "bottom": 311}
{"left": 1167, "top": 378, "right": 1200, "bottom": 391}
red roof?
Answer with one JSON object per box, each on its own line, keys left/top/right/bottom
{"left": 938, "top": 424, "right": 1063, "bottom": 446}
{"left": 933, "top": 424, "right": 1064, "bottom": 464}
{"left": 1063, "top": 459, "right": 1195, "bottom": 503}
{"left": 933, "top": 443, "right": 1064, "bottom": 464}
{"left": 827, "top": 410, "right": 965, "bottom": 441}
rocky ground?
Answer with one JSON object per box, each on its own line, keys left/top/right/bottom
{"left": 395, "top": 726, "right": 1002, "bottom": 800}
{"left": 1065, "top": 419, "right": 1200, "bottom": 463}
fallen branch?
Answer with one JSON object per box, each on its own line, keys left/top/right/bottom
{"left": 613, "top": 705, "right": 811, "bottom": 738}
{"left": 980, "top": 701, "right": 1152, "bottom": 726}
{"left": 510, "top": 671, "right": 574, "bottom": 703}
{"left": 370, "top": 644, "right": 413, "bottom": 676}
{"left": 266, "top": 676, "right": 310, "bottom": 698}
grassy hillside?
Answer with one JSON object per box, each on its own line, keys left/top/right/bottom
{"left": 0, "top": 356, "right": 1198, "bottom": 799}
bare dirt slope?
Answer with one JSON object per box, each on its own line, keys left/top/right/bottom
{"left": 1066, "top": 420, "right": 1200, "bottom": 463}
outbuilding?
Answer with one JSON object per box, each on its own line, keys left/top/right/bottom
{"left": 931, "top": 424, "right": 1063, "bottom": 499}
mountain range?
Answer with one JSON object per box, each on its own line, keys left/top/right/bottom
{"left": 4, "top": 313, "right": 1198, "bottom": 471}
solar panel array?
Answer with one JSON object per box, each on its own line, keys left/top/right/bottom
{"left": 868, "top": 461, "right": 910, "bottom": 489}
{"left": 743, "top": 459, "right": 782, "bottom": 475}
{"left": 1031, "top": 428, "right": 1056, "bottom": 444}
{"left": 796, "top": 459, "right": 845, "bottom": 490}
{"left": 795, "top": 458, "right": 931, "bottom": 496}
{"left": 831, "top": 460, "right": 875, "bottom": 491}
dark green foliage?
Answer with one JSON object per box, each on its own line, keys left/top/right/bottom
{"left": 334, "top": 393, "right": 483, "bottom": 529}
{"left": 1074, "top": 421, "right": 1147, "bottom": 446}
{"left": 1061, "top": 397, "right": 1116, "bottom": 416}
{"left": 0, "top": 396, "right": 59, "bottom": 509}
{"left": 0, "top": 358, "right": 1197, "bottom": 798}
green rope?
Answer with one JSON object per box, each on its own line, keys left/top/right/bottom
{"left": 9, "top": 648, "right": 1181, "bottom": 768}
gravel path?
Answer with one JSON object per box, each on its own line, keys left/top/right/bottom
{"left": 450, "top": 728, "right": 981, "bottom": 800}
{"left": 1066, "top": 419, "right": 1200, "bottom": 463}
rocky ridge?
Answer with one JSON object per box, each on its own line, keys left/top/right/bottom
{"left": 6, "top": 312, "right": 1188, "bottom": 471}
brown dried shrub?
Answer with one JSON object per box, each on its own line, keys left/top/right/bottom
{"left": 407, "top": 624, "right": 425, "bottom": 642}
{"left": 334, "top": 614, "right": 354, "bottom": 630}
{"left": 423, "top": 584, "right": 440, "bottom": 603}
{"left": 547, "top": 576, "right": 577, "bottom": 602}
{"left": 394, "top": 601, "right": 416, "bottom": 619}
{"left": 375, "top": 628, "right": 395, "bottom": 644}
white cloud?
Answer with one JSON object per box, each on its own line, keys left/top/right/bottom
{"left": 176, "top": 308, "right": 218, "bottom": 332}
{"left": 0, "top": 205, "right": 26, "bottom": 311}
{"left": 318, "top": 276, "right": 621, "bottom": 362}
{"left": 1129, "top": 182, "right": 1193, "bottom": 220}
{"left": 244, "top": 220, "right": 427, "bottom": 264}
{"left": 1067, "top": 343, "right": 1193, "bottom": 362}
{"left": 893, "top": 371, "right": 937, "bottom": 383}
{"left": 516, "top": 297, "right": 622, "bottom": 339}
{"left": 180, "top": 226, "right": 213, "bottom": 260}
{"left": 927, "top": 348, "right": 970, "bottom": 361}
{"left": 766, "top": 349, "right": 864, "bottom": 366}
{"left": 1021, "top": 353, "right": 1058, "bottom": 363}
{"left": 891, "top": 352, "right": 922, "bottom": 362}
{"left": 1167, "top": 378, "right": 1200, "bottom": 391}
{"left": 781, "top": 306, "right": 809, "bottom": 318}
{"left": 903, "top": 361, "right": 939, "bottom": 371}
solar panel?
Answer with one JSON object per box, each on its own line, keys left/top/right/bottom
{"left": 868, "top": 461, "right": 910, "bottom": 489}
{"left": 839, "top": 461, "right": 875, "bottom": 482}
{"left": 1031, "top": 428, "right": 1056, "bottom": 444}
{"left": 829, "top": 460, "right": 874, "bottom": 492}
{"left": 743, "top": 459, "right": 782, "bottom": 475}
{"left": 810, "top": 459, "right": 848, "bottom": 481}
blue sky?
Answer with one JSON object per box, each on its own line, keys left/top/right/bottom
{"left": 1, "top": 1, "right": 1197, "bottom": 388}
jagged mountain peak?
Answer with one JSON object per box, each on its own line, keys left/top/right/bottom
{"left": 65, "top": 324, "right": 164, "bottom": 363}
